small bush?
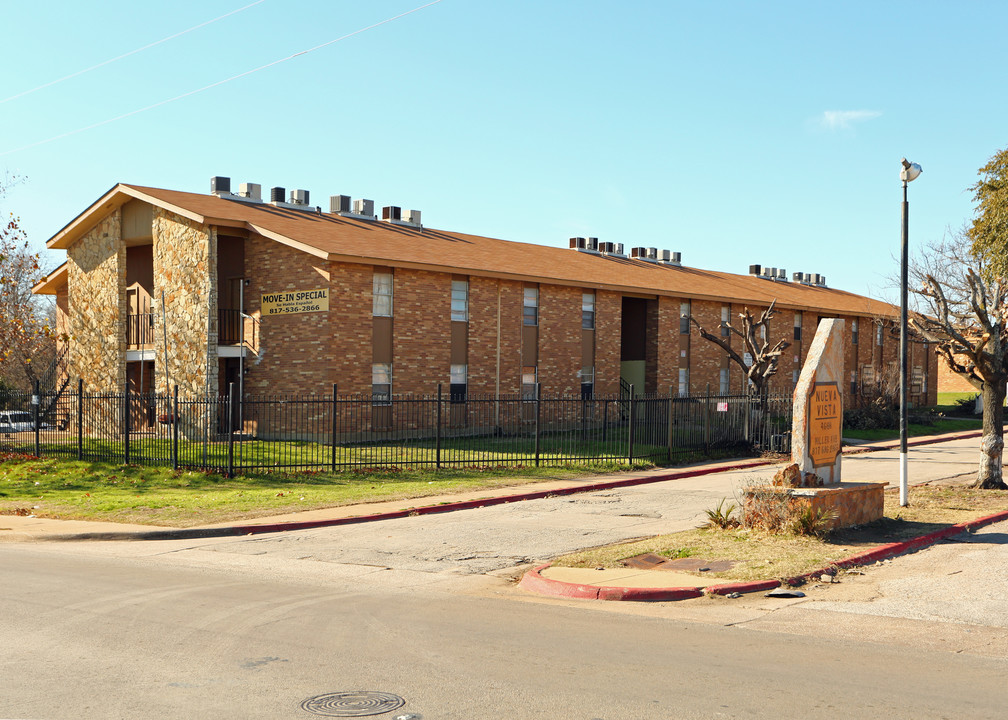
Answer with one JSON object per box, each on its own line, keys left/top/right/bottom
{"left": 844, "top": 400, "right": 898, "bottom": 430}
{"left": 786, "top": 504, "right": 838, "bottom": 538}
{"left": 705, "top": 498, "right": 739, "bottom": 529}
{"left": 953, "top": 393, "right": 980, "bottom": 414}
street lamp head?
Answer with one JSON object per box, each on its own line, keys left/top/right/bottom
{"left": 900, "top": 157, "right": 922, "bottom": 183}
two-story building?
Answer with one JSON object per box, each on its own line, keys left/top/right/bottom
{"left": 32, "top": 177, "right": 937, "bottom": 424}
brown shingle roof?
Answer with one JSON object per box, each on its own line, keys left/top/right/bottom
{"left": 46, "top": 183, "right": 896, "bottom": 318}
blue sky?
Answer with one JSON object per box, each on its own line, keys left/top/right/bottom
{"left": 1, "top": 1, "right": 1004, "bottom": 302}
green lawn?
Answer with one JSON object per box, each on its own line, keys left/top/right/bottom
{"left": 843, "top": 417, "right": 982, "bottom": 442}
{"left": 0, "top": 451, "right": 651, "bottom": 528}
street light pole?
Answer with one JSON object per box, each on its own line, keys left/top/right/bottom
{"left": 899, "top": 157, "right": 922, "bottom": 507}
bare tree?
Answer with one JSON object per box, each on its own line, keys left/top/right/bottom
{"left": 909, "top": 232, "right": 1007, "bottom": 489}
{"left": 689, "top": 299, "right": 791, "bottom": 397}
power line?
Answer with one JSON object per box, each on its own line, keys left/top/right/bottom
{"left": 0, "top": 0, "right": 269, "bottom": 106}
{"left": 0, "top": 0, "right": 444, "bottom": 158}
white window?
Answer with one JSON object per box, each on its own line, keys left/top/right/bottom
{"left": 451, "top": 279, "right": 468, "bottom": 322}
{"left": 719, "top": 367, "right": 729, "bottom": 394}
{"left": 373, "top": 272, "right": 393, "bottom": 317}
{"left": 852, "top": 319, "right": 859, "bottom": 345}
{"left": 582, "top": 292, "right": 595, "bottom": 329}
{"left": 680, "top": 301, "right": 691, "bottom": 334}
{"left": 449, "top": 363, "right": 467, "bottom": 403}
{"left": 581, "top": 366, "right": 594, "bottom": 399}
{"left": 521, "top": 366, "right": 537, "bottom": 398}
{"left": 372, "top": 363, "right": 391, "bottom": 405}
{"left": 793, "top": 313, "right": 802, "bottom": 341}
{"left": 523, "top": 287, "right": 538, "bottom": 326}
{"left": 678, "top": 368, "right": 689, "bottom": 397}
{"left": 720, "top": 305, "right": 730, "bottom": 337}
{"left": 793, "top": 369, "right": 800, "bottom": 385}
{"left": 876, "top": 324, "right": 883, "bottom": 346}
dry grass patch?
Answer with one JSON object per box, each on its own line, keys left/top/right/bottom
{"left": 553, "top": 478, "right": 1008, "bottom": 583}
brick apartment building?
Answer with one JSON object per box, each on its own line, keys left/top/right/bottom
{"left": 33, "top": 178, "right": 938, "bottom": 414}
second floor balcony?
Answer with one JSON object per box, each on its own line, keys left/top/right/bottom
{"left": 126, "top": 310, "right": 258, "bottom": 354}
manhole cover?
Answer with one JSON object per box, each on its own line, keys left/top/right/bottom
{"left": 301, "top": 691, "right": 406, "bottom": 717}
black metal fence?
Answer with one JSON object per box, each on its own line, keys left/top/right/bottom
{"left": 0, "top": 381, "right": 792, "bottom": 476}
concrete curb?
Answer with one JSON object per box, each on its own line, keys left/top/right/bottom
{"left": 518, "top": 508, "right": 1008, "bottom": 602}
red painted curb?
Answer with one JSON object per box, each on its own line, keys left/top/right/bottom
{"left": 518, "top": 508, "right": 1008, "bottom": 603}
{"left": 517, "top": 564, "right": 602, "bottom": 600}
{"left": 705, "top": 579, "right": 780, "bottom": 596}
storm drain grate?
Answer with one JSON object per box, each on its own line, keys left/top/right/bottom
{"left": 301, "top": 691, "right": 406, "bottom": 717}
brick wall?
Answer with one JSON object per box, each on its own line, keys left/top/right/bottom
{"left": 595, "top": 290, "right": 621, "bottom": 395}
{"left": 539, "top": 284, "right": 582, "bottom": 395}
{"left": 689, "top": 300, "right": 724, "bottom": 393}
{"left": 243, "top": 234, "right": 335, "bottom": 395}
{"left": 394, "top": 268, "right": 452, "bottom": 396}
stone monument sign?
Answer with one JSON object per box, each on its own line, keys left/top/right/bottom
{"left": 792, "top": 318, "right": 845, "bottom": 485}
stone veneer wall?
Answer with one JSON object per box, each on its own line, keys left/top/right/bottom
{"left": 152, "top": 208, "right": 216, "bottom": 398}
{"left": 67, "top": 210, "right": 124, "bottom": 393}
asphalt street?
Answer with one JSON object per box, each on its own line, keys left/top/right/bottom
{"left": 2, "top": 435, "right": 1007, "bottom": 718}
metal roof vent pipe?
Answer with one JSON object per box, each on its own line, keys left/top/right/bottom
{"left": 211, "top": 176, "right": 231, "bottom": 196}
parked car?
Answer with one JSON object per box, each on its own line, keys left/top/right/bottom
{"left": 0, "top": 410, "right": 34, "bottom": 433}
{"left": 0, "top": 411, "right": 52, "bottom": 433}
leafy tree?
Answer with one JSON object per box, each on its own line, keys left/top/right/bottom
{"left": 0, "top": 175, "right": 56, "bottom": 390}
{"left": 968, "top": 147, "right": 1008, "bottom": 279}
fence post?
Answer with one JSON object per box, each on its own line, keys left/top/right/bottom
{"left": 743, "top": 389, "right": 751, "bottom": 444}
{"left": 227, "top": 382, "right": 236, "bottom": 478}
{"left": 172, "top": 385, "right": 179, "bottom": 470}
{"left": 77, "top": 378, "right": 84, "bottom": 461}
{"left": 331, "top": 383, "right": 338, "bottom": 473}
{"left": 628, "top": 384, "right": 636, "bottom": 465}
{"left": 667, "top": 385, "right": 674, "bottom": 463}
{"left": 534, "top": 382, "right": 541, "bottom": 467}
{"left": 600, "top": 393, "right": 608, "bottom": 446}
{"left": 122, "top": 377, "right": 131, "bottom": 464}
{"left": 33, "top": 379, "right": 40, "bottom": 458}
{"left": 436, "top": 383, "right": 443, "bottom": 470}
{"left": 704, "top": 383, "right": 712, "bottom": 456}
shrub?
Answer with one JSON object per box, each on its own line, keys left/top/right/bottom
{"left": 705, "top": 498, "right": 739, "bottom": 529}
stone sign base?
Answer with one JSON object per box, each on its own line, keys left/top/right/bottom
{"left": 742, "top": 482, "right": 885, "bottom": 532}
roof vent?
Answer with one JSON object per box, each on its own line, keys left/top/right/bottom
{"left": 239, "top": 183, "right": 261, "bottom": 202}
{"left": 210, "top": 176, "right": 231, "bottom": 196}
{"left": 658, "top": 250, "right": 681, "bottom": 266}
{"left": 330, "top": 195, "right": 351, "bottom": 213}
{"left": 270, "top": 186, "right": 286, "bottom": 203}
{"left": 289, "top": 189, "right": 310, "bottom": 206}
{"left": 353, "top": 199, "right": 375, "bottom": 217}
